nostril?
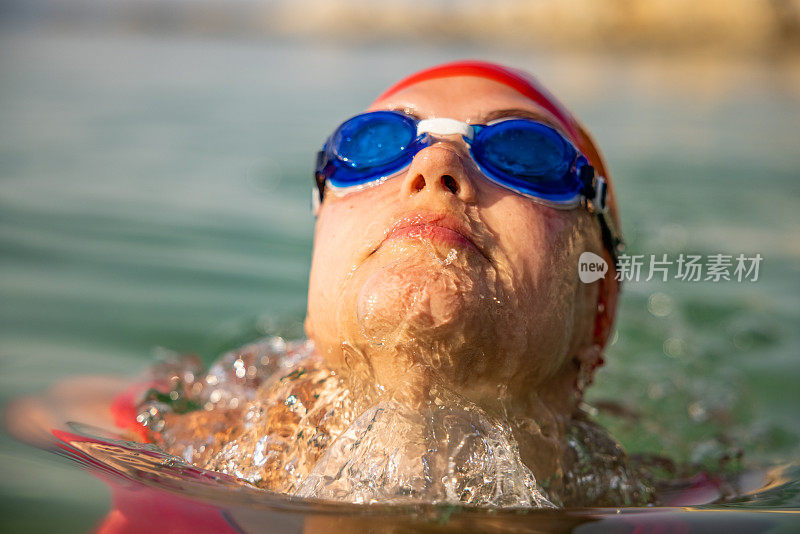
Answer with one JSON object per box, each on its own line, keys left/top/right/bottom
{"left": 409, "top": 174, "right": 426, "bottom": 193}
{"left": 441, "top": 175, "right": 460, "bottom": 195}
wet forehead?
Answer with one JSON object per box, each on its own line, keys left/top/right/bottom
{"left": 368, "top": 76, "right": 564, "bottom": 128}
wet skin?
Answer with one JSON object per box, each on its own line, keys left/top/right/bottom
{"left": 305, "top": 76, "right": 618, "bottom": 420}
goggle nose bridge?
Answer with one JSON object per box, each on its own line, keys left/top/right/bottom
{"left": 416, "top": 118, "right": 474, "bottom": 142}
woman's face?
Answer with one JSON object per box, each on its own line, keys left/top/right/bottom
{"left": 305, "top": 76, "right": 607, "bottom": 407}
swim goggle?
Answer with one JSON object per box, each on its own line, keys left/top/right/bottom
{"left": 314, "top": 110, "right": 624, "bottom": 262}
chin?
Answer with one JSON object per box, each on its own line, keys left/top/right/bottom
{"left": 356, "top": 250, "right": 482, "bottom": 336}
{"left": 348, "top": 266, "right": 500, "bottom": 392}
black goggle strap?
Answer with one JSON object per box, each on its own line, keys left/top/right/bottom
{"left": 579, "top": 165, "right": 625, "bottom": 265}
{"left": 313, "top": 148, "right": 331, "bottom": 216}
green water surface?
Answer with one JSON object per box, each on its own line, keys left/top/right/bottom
{"left": 1, "top": 28, "right": 799, "bottom": 532}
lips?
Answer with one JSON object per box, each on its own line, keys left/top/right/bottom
{"left": 376, "top": 212, "right": 485, "bottom": 258}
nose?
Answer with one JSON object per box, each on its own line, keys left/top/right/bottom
{"left": 400, "top": 143, "right": 476, "bottom": 203}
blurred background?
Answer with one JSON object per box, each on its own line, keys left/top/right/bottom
{"left": 1, "top": 0, "right": 799, "bottom": 531}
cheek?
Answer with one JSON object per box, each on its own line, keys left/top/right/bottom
{"left": 313, "top": 196, "right": 376, "bottom": 270}
{"left": 482, "top": 199, "right": 551, "bottom": 287}
{"left": 307, "top": 189, "right": 395, "bottom": 324}
{"left": 496, "top": 201, "right": 581, "bottom": 285}
{"left": 481, "top": 200, "right": 587, "bottom": 369}
{"left": 307, "top": 204, "right": 362, "bottom": 326}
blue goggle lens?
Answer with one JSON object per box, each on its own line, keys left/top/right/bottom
{"left": 477, "top": 121, "right": 568, "bottom": 177}
{"left": 472, "top": 120, "right": 577, "bottom": 197}
{"left": 331, "top": 111, "right": 416, "bottom": 176}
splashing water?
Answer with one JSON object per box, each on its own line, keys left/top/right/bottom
{"left": 296, "top": 397, "right": 554, "bottom": 507}
{"left": 134, "top": 337, "right": 660, "bottom": 508}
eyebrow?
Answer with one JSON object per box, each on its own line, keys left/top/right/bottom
{"left": 385, "top": 105, "right": 422, "bottom": 120}
{"left": 479, "top": 108, "right": 566, "bottom": 133}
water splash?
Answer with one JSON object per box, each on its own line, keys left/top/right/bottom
{"left": 138, "top": 337, "right": 659, "bottom": 507}
{"left": 297, "top": 397, "right": 555, "bottom": 507}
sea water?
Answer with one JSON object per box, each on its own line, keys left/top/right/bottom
{"left": 1, "top": 27, "right": 799, "bottom": 532}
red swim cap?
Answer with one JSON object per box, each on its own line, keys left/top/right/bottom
{"left": 374, "top": 60, "right": 620, "bottom": 230}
